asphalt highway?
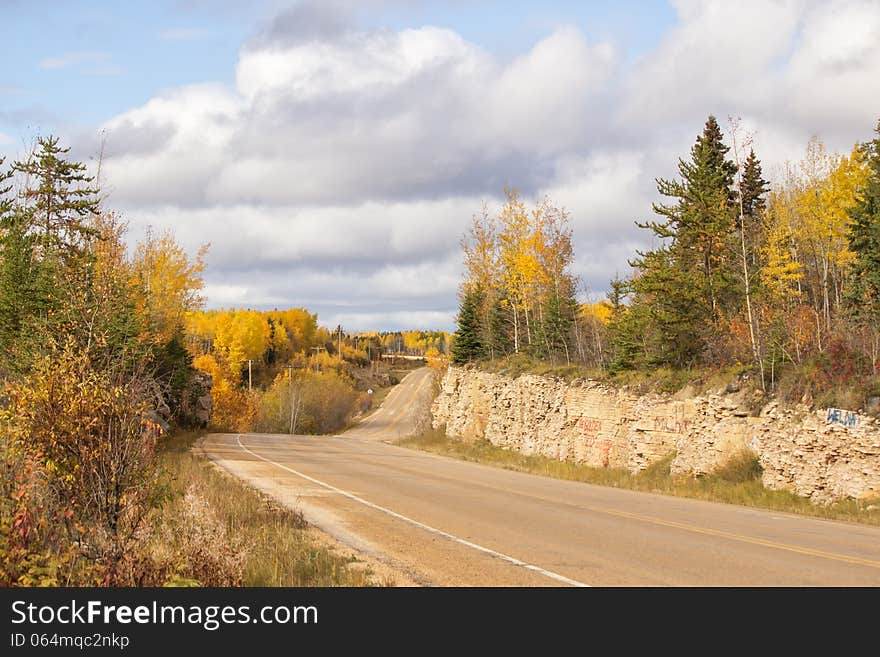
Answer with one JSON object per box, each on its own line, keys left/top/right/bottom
{"left": 201, "top": 368, "right": 880, "bottom": 586}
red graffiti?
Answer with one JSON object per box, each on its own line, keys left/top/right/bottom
{"left": 578, "top": 417, "right": 603, "bottom": 443}
{"left": 594, "top": 439, "right": 612, "bottom": 467}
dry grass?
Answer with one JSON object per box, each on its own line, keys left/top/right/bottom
{"left": 398, "top": 428, "right": 880, "bottom": 526}
{"left": 476, "top": 355, "right": 760, "bottom": 397}
{"left": 153, "top": 431, "right": 379, "bottom": 586}
{"left": 362, "top": 383, "right": 396, "bottom": 417}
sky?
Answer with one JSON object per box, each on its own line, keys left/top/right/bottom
{"left": 2, "top": 0, "right": 879, "bottom": 332}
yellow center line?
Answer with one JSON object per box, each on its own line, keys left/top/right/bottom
{"left": 580, "top": 505, "right": 880, "bottom": 569}
{"left": 344, "top": 438, "right": 880, "bottom": 571}
{"left": 357, "top": 370, "right": 423, "bottom": 438}
{"left": 422, "top": 467, "right": 880, "bottom": 570}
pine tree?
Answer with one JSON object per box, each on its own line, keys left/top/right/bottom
{"left": 740, "top": 149, "right": 770, "bottom": 221}
{"left": 0, "top": 210, "right": 40, "bottom": 355}
{"left": 451, "top": 286, "right": 485, "bottom": 365}
{"left": 486, "top": 295, "right": 512, "bottom": 358}
{"left": 539, "top": 278, "right": 578, "bottom": 364}
{"left": 845, "top": 119, "right": 880, "bottom": 325}
{"left": 0, "top": 161, "right": 39, "bottom": 356}
{"left": 627, "top": 116, "right": 739, "bottom": 366}
{"left": 700, "top": 115, "right": 738, "bottom": 204}
{"left": 606, "top": 276, "right": 639, "bottom": 371}
{"left": 13, "top": 135, "right": 100, "bottom": 255}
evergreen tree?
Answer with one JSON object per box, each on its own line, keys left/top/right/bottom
{"left": 845, "top": 119, "right": 880, "bottom": 325}
{"left": 0, "top": 162, "right": 40, "bottom": 357}
{"left": 700, "top": 115, "right": 738, "bottom": 204}
{"left": 13, "top": 135, "right": 100, "bottom": 255}
{"left": 740, "top": 148, "right": 770, "bottom": 221}
{"left": 0, "top": 210, "right": 40, "bottom": 355}
{"left": 539, "top": 278, "right": 578, "bottom": 364}
{"left": 0, "top": 161, "right": 54, "bottom": 367}
{"left": 606, "top": 275, "right": 641, "bottom": 371}
{"left": 451, "top": 287, "right": 485, "bottom": 365}
{"left": 627, "top": 115, "right": 739, "bottom": 366}
{"left": 487, "top": 295, "right": 512, "bottom": 358}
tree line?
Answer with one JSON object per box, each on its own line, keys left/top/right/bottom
{"left": 452, "top": 190, "right": 580, "bottom": 365}
{"left": 453, "top": 115, "right": 880, "bottom": 404}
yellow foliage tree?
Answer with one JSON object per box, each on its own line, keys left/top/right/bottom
{"left": 132, "top": 228, "right": 207, "bottom": 344}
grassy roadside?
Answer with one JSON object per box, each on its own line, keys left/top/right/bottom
{"left": 398, "top": 428, "right": 880, "bottom": 526}
{"left": 152, "top": 431, "right": 381, "bottom": 586}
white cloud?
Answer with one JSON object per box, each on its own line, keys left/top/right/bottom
{"left": 91, "top": 1, "right": 880, "bottom": 330}
{"left": 39, "top": 51, "right": 122, "bottom": 76}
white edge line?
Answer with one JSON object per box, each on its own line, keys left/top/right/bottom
{"left": 235, "top": 434, "right": 590, "bottom": 588}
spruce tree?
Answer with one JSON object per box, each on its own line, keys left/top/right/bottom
{"left": 845, "top": 119, "right": 880, "bottom": 325}
{"left": 487, "top": 295, "right": 512, "bottom": 358}
{"left": 451, "top": 286, "right": 485, "bottom": 365}
{"left": 13, "top": 135, "right": 100, "bottom": 255}
{"left": 0, "top": 161, "right": 33, "bottom": 355}
{"left": 628, "top": 115, "right": 739, "bottom": 367}
{"left": 740, "top": 149, "right": 770, "bottom": 220}
{"left": 606, "top": 275, "right": 641, "bottom": 371}
{"left": 699, "top": 115, "right": 738, "bottom": 204}
{"left": 0, "top": 211, "right": 39, "bottom": 354}
{"left": 540, "top": 279, "right": 578, "bottom": 365}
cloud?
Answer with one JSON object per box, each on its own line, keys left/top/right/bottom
{"left": 39, "top": 51, "right": 122, "bottom": 76}
{"left": 250, "top": 0, "right": 352, "bottom": 47}
{"left": 91, "top": 0, "right": 880, "bottom": 331}
{"left": 102, "top": 25, "right": 615, "bottom": 209}
{"left": 621, "top": 0, "right": 880, "bottom": 156}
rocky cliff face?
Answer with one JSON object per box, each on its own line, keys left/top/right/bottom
{"left": 431, "top": 366, "right": 880, "bottom": 503}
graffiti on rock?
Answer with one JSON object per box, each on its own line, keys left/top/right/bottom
{"left": 826, "top": 408, "right": 860, "bottom": 427}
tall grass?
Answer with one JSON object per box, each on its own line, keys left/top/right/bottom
{"left": 399, "top": 428, "right": 880, "bottom": 526}
{"left": 152, "top": 431, "right": 378, "bottom": 586}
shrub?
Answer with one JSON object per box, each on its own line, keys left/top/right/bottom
{"left": 1, "top": 340, "right": 162, "bottom": 585}
{"left": 253, "top": 369, "right": 362, "bottom": 434}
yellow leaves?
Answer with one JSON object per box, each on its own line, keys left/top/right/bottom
{"left": 2, "top": 340, "right": 153, "bottom": 488}
{"left": 580, "top": 302, "right": 613, "bottom": 325}
{"left": 821, "top": 147, "right": 868, "bottom": 268}
{"left": 765, "top": 141, "right": 867, "bottom": 312}
{"left": 497, "top": 188, "right": 536, "bottom": 310}
{"left": 783, "top": 141, "right": 866, "bottom": 269}
{"left": 132, "top": 228, "right": 207, "bottom": 344}
{"left": 462, "top": 205, "right": 499, "bottom": 293}
{"left": 425, "top": 346, "right": 449, "bottom": 371}
{"left": 760, "top": 211, "right": 803, "bottom": 302}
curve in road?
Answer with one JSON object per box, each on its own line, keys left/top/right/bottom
{"left": 201, "top": 367, "right": 880, "bottom": 586}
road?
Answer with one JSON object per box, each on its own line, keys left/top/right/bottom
{"left": 201, "top": 367, "right": 880, "bottom": 586}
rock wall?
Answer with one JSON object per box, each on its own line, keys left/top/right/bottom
{"left": 431, "top": 366, "right": 880, "bottom": 503}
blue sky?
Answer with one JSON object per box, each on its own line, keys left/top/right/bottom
{"left": 3, "top": 1, "right": 253, "bottom": 134}
{"left": 3, "top": 1, "right": 879, "bottom": 331}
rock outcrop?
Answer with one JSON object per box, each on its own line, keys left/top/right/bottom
{"left": 432, "top": 366, "right": 880, "bottom": 503}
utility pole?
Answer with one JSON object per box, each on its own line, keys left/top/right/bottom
{"left": 310, "top": 346, "right": 324, "bottom": 372}
{"left": 337, "top": 324, "right": 343, "bottom": 363}
{"left": 247, "top": 359, "right": 253, "bottom": 391}
{"left": 286, "top": 365, "right": 297, "bottom": 435}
